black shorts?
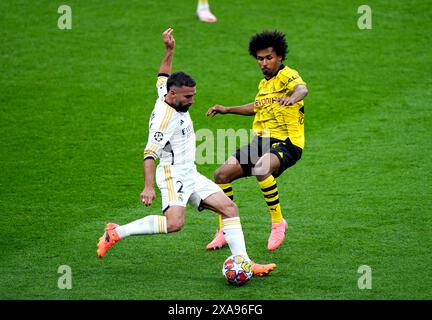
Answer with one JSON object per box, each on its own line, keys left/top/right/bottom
{"left": 234, "top": 136, "right": 302, "bottom": 178}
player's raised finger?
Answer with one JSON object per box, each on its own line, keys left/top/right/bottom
{"left": 162, "top": 28, "right": 172, "bottom": 40}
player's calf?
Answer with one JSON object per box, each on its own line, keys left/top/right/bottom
{"left": 219, "top": 200, "right": 238, "bottom": 219}
{"left": 214, "top": 166, "right": 233, "bottom": 184}
{"left": 165, "top": 206, "right": 186, "bottom": 233}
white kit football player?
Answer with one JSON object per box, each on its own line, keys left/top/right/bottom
{"left": 97, "top": 28, "right": 276, "bottom": 277}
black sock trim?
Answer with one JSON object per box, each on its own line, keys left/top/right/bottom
{"left": 266, "top": 199, "right": 280, "bottom": 207}
{"left": 264, "top": 192, "right": 279, "bottom": 198}
{"left": 261, "top": 184, "right": 277, "bottom": 193}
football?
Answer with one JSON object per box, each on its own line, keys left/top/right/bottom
{"left": 222, "top": 254, "right": 253, "bottom": 286}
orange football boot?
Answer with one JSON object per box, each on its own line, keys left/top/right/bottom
{"left": 97, "top": 223, "right": 121, "bottom": 259}
{"left": 251, "top": 261, "right": 277, "bottom": 277}
{"left": 206, "top": 229, "right": 228, "bottom": 250}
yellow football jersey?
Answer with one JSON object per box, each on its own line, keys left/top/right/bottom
{"left": 253, "top": 65, "right": 306, "bottom": 149}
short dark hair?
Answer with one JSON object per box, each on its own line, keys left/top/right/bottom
{"left": 167, "top": 72, "right": 196, "bottom": 91}
{"left": 248, "top": 30, "right": 289, "bottom": 61}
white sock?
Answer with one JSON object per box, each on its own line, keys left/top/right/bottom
{"left": 222, "top": 217, "right": 250, "bottom": 260}
{"left": 116, "top": 215, "right": 167, "bottom": 238}
{"left": 197, "top": 0, "right": 209, "bottom": 11}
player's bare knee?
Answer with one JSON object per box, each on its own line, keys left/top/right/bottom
{"left": 253, "top": 160, "right": 272, "bottom": 177}
{"left": 252, "top": 165, "right": 267, "bottom": 177}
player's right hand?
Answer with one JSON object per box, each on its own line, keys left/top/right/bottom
{"left": 206, "top": 105, "right": 227, "bottom": 117}
{"left": 140, "top": 187, "right": 156, "bottom": 207}
{"left": 162, "top": 27, "right": 175, "bottom": 51}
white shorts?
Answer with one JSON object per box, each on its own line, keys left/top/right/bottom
{"left": 156, "top": 164, "right": 221, "bottom": 212}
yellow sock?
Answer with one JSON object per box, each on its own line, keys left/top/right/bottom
{"left": 218, "top": 214, "right": 223, "bottom": 230}
{"left": 219, "top": 183, "right": 234, "bottom": 200}
{"left": 218, "top": 183, "right": 234, "bottom": 229}
{"left": 258, "top": 175, "right": 283, "bottom": 223}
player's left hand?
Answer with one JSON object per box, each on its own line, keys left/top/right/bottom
{"left": 277, "top": 97, "right": 294, "bottom": 106}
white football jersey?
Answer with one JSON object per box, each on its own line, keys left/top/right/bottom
{"left": 144, "top": 75, "right": 196, "bottom": 166}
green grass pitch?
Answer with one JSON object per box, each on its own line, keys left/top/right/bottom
{"left": 0, "top": 0, "right": 431, "bottom": 299}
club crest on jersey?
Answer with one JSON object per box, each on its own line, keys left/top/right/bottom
{"left": 154, "top": 131, "right": 164, "bottom": 142}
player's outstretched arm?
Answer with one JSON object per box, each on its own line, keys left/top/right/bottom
{"left": 278, "top": 84, "right": 308, "bottom": 106}
{"left": 159, "top": 27, "right": 175, "bottom": 75}
{"left": 206, "top": 102, "right": 255, "bottom": 117}
{"left": 140, "top": 159, "right": 156, "bottom": 206}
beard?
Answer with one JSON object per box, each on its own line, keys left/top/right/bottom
{"left": 174, "top": 101, "right": 192, "bottom": 112}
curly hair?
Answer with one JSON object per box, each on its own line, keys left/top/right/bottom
{"left": 248, "top": 30, "right": 289, "bottom": 61}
